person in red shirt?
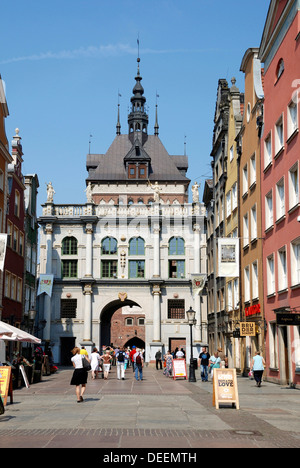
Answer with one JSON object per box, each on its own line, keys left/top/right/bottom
{"left": 129, "top": 346, "right": 136, "bottom": 372}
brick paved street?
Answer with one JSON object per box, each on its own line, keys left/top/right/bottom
{"left": 0, "top": 365, "right": 300, "bottom": 450}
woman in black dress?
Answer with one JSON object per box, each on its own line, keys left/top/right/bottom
{"left": 70, "top": 347, "right": 90, "bottom": 402}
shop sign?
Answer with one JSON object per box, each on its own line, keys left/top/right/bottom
{"left": 240, "top": 322, "right": 256, "bottom": 337}
{"left": 0, "top": 366, "right": 13, "bottom": 406}
{"left": 276, "top": 314, "right": 300, "bottom": 326}
{"left": 172, "top": 359, "right": 187, "bottom": 380}
{"left": 213, "top": 368, "right": 240, "bottom": 410}
{"left": 245, "top": 304, "right": 261, "bottom": 317}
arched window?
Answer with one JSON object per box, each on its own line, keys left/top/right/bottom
{"left": 129, "top": 237, "right": 145, "bottom": 255}
{"left": 101, "top": 237, "right": 117, "bottom": 255}
{"left": 169, "top": 237, "right": 185, "bottom": 255}
{"left": 276, "top": 58, "right": 285, "bottom": 80}
{"left": 62, "top": 236, "right": 78, "bottom": 255}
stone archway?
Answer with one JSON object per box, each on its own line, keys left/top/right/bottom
{"left": 100, "top": 298, "right": 144, "bottom": 350}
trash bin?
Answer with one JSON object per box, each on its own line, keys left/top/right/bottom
{"left": 191, "top": 358, "right": 198, "bottom": 370}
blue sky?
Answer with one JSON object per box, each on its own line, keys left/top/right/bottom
{"left": 0, "top": 0, "right": 270, "bottom": 212}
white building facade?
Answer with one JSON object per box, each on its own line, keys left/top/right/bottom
{"left": 37, "top": 59, "right": 207, "bottom": 364}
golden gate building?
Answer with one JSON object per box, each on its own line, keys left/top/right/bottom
{"left": 37, "top": 59, "right": 207, "bottom": 364}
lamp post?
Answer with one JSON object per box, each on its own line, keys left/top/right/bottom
{"left": 186, "top": 306, "right": 197, "bottom": 382}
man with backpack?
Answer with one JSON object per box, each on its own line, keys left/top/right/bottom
{"left": 116, "top": 347, "right": 126, "bottom": 380}
{"left": 133, "top": 348, "right": 144, "bottom": 381}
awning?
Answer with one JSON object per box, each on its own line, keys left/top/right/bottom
{"left": 0, "top": 321, "right": 41, "bottom": 344}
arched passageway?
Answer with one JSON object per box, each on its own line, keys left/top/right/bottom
{"left": 100, "top": 299, "right": 144, "bottom": 350}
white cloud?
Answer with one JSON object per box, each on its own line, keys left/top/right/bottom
{"left": 0, "top": 43, "right": 216, "bottom": 65}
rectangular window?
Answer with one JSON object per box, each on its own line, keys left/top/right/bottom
{"left": 287, "top": 100, "right": 298, "bottom": 139}
{"left": 227, "top": 281, "right": 233, "bottom": 311}
{"left": 288, "top": 163, "right": 299, "bottom": 210}
{"left": 243, "top": 212, "right": 249, "bottom": 248}
{"left": 250, "top": 153, "right": 256, "bottom": 187}
{"left": 168, "top": 299, "right": 185, "bottom": 319}
{"left": 14, "top": 190, "right": 20, "bottom": 217}
{"left": 229, "top": 145, "right": 234, "bottom": 162}
{"left": 62, "top": 260, "right": 78, "bottom": 278}
{"left": 269, "top": 322, "right": 278, "bottom": 369}
{"left": 243, "top": 164, "right": 248, "bottom": 195}
{"left": 7, "top": 221, "right": 12, "bottom": 248}
{"left": 101, "top": 260, "right": 117, "bottom": 278}
{"left": 250, "top": 204, "right": 257, "bottom": 241}
{"left": 265, "top": 191, "right": 273, "bottom": 230}
{"left": 252, "top": 261, "right": 258, "bottom": 299}
{"left": 275, "top": 178, "right": 285, "bottom": 220}
{"left": 13, "top": 227, "right": 18, "bottom": 251}
{"left": 169, "top": 260, "right": 185, "bottom": 278}
{"left": 291, "top": 238, "right": 300, "bottom": 286}
{"left": 233, "top": 278, "right": 239, "bottom": 309}
{"left": 232, "top": 183, "right": 237, "bottom": 211}
{"left": 129, "top": 260, "right": 145, "bottom": 278}
{"left": 17, "top": 278, "right": 22, "bottom": 302}
{"left": 61, "top": 299, "right": 77, "bottom": 318}
{"left": 244, "top": 266, "right": 250, "bottom": 303}
{"left": 4, "top": 271, "right": 11, "bottom": 298}
{"left": 275, "top": 115, "right": 284, "bottom": 156}
{"left": 226, "top": 191, "right": 231, "bottom": 217}
{"left": 267, "top": 254, "right": 275, "bottom": 296}
{"left": 278, "top": 247, "right": 287, "bottom": 291}
{"left": 264, "top": 133, "right": 272, "bottom": 169}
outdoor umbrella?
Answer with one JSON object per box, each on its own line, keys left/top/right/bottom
{"left": 0, "top": 321, "right": 41, "bottom": 344}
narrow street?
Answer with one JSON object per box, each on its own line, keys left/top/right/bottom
{"left": 1, "top": 365, "right": 299, "bottom": 449}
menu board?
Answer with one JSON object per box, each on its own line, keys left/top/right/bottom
{"left": 213, "top": 368, "right": 239, "bottom": 410}
{"left": 0, "top": 366, "right": 13, "bottom": 406}
{"left": 172, "top": 359, "right": 187, "bottom": 380}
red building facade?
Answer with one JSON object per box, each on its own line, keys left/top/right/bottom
{"left": 2, "top": 129, "right": 26, "bottom": 325}
{"left": 259, "top": 0, "right": 300, "bottom": 387}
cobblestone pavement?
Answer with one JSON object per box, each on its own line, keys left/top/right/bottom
{"left": 0, "top": 365, "right": 300, "bottom": 449}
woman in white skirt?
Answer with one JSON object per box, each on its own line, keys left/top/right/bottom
{"left": 90, "top": 348, "right": 101, "bottom": 379}
{"left": 70, "top": 347, "right": 90, "bottom": 402}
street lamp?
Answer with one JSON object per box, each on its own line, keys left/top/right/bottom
{"left": 186, "top": 306, "right": 197, "bottom": 382}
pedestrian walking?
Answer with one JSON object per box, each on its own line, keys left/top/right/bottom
{"left": 133, "top": 348, "right": 144, "bottom": 381}
{"left": 175, "top": 348, "right": 184, "bottom": 359}
{"left": 124, "top": 348, "right": 130, "bottom": 370}
{"left": 116, "top": 347, "right": 126, "bottom": 380}
{"left": 80, "top": 346, "right": 88, "bottom": 356}
{"left": 130, "top": 346, "right": 136, "bottom": 372}
{"left": 100, "top": 348, "right": 113, "bottom": 380}
{"left": 217, "top": 347, "right": 228, "bottom": 368}
{"left": 163, "top": 350, "right": 173, "bottom": 378}
{"left": 198, "top": 347, "right": 210, "bottom": 382}
{"left": 209, "top": 351, "right": 221, "bottom": 380}
{"left": 70, "top": 347, "right": 90, "bottom": 402}
{"left": 251, "top": 351, "right": 266, "bottom": 387}
{"left": 155, "top": 350, "right": 162, "bottom": 370}
{"left": 90, "top": 347, "right": 101, "bottom": 379}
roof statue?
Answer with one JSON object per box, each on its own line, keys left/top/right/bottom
{"left": 46, "top": 182, "right": 55, "bottom": 203}
{"left": 148, "top": 181, "right": 162, "bottom": 203}
{"left": 192, "top": 181, "right": 200, "bottom": 203}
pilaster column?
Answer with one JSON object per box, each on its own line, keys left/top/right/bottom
{"left": 153, "top": 222, "right": 160, "bottom": 278}
{"left": 85, "top": 223, "right": 93, "bottom": 277}
{"left": 44, "top": 223, "right": 53, "bottom": 341}
{"left": 81, "top": 282, "right": 94, "bottom": 354}
{"left": 193, "top": 223, "right": 201, "bottom": 343}
{"left": 152, "top": 284, "right": 161, "bottom": 342}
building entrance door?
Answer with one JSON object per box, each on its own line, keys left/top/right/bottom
{"left": 169, "top": 338, "right": 186, "bottom": 356}
{"left": 60, "top": 337, "right": 75, "bottom": 366}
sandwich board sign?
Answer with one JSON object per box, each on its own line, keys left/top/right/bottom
{"left": 213, "top": 368, "right": 239, "bottom": 410}
{"left": 172, "top": 359, "right": 187, "bottom": 380}
{"left": 0, "top": 366, "right": 13, "bottom": 405}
